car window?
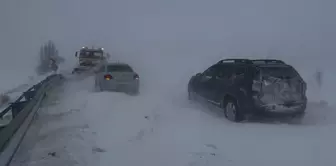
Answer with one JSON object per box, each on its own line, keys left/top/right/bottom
{"left": 203, "top": 64, "right": 220, "bottom": 76}
{"left": 260, "top": 66, "right": 298, "bottom": 79}
{"left": 233, "top": 66, "right": 246, "bottom": 76}
{"left": 79, "top": 51, "right": 103, "bottom": 59}
{"left": 216, "top": 65, "right": 232, "bottom": 79}
{"left": 80, "top": 61, "right": 95, "bottom": 67}
{"left": 107, "top": 65, "right": 133, "bottom": 72}
{"left": 230, "top": 66, "right": 247, "bottom": 81}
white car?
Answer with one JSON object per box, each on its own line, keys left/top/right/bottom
{"left": 94, "top": 62, "right": 139, "bottom": 94}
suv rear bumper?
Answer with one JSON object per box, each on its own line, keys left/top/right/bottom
{"left": 250, "top": 99, "right": 307, "bottom": 118}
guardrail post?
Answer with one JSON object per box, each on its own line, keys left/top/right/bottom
{"left": 10, "top": 101, "right": 28, "bottom": 118}
{"left": 22, "top": 90, "right": 36, "bottom": 101}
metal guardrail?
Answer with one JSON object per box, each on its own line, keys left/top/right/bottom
{"left": 0, "top": 74, "right": 64, "bottom": 166}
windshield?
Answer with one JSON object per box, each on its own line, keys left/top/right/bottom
{"left": 107, "top": 65, "right": 133, "bottom": 72}
{"left": 79, "top": 51, "right": 103, "bottom": 59}
{"left": 260, "top": 66, "right": 299, "bottom": 79}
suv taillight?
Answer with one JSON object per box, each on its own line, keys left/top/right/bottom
{"left": 302, "top": 81, "right": 307, "bottom": 96}
{"left": 104, "top": 74, "right": 113, "bottom": 80}
{"left": 134, "top": 74, "right": 139, "bottom": 79}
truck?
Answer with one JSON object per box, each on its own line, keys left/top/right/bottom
{"left": 72, "top": 47, "right": 110, "bottom": 74}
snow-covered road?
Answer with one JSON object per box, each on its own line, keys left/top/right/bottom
{"left": 10, "top": 73, "right": 336, "bottom": 166}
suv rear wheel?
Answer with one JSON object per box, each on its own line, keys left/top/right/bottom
{"left": 223, "top": 99, "right": 244, "bottom": 122}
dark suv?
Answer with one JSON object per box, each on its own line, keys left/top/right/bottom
{"left": 187, "top": 59, "right": 307, "bottom": 122}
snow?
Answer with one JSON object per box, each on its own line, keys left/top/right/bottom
{"left": 10, "top": 68, "right": 336, "bottom": 166}
{"left": 0, "top": 72, "right": 55, "bottom": 110}
{"left": 2, "top": 0, "right": 336, "bottom": 165}
{"left": 0, "top": 72, "right": 55, "bottom": 126}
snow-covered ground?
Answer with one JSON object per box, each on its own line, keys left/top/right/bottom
{"left": 0, "top": 72, "right": 55, "bottom": 104}
{"left": 10, "top": 63, "right": 336, "bottom": 166}
{"left": 0, "top": 72, "right": 56, "bottom": 126}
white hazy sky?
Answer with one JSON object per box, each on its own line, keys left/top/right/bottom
{"left": 0, "top": 0, "right": 335, "bottom": 74}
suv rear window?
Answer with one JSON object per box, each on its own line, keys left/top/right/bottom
{"left": 107, "top": 65, "right": 133, "bottom": 72}
{"left": 260, "top": 66, "right": 299, "bottom": 78}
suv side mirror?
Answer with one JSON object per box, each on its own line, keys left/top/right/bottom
{"left": 75, "top": 52, "right": 78, "bottom": 57}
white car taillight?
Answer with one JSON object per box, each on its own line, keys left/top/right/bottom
{"left": 104, "top": 74, "right": 113, "bottom": 80}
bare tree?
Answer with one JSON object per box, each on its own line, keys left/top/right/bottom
{"left": 0, "top": 93, "right": 10, "bottom": 107}
{"left": 36, "top": 40, "right": 64, "bottom": 75}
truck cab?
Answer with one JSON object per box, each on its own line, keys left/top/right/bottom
{"left": 72, "top": 47, "right": 109, "bottom": 74}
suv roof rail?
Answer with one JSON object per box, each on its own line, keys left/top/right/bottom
{"left": 217, "top": 58, "right": 253, "bottom": 64}
{"left": 251, "top": 59, "right": 285, "bottom": 64}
